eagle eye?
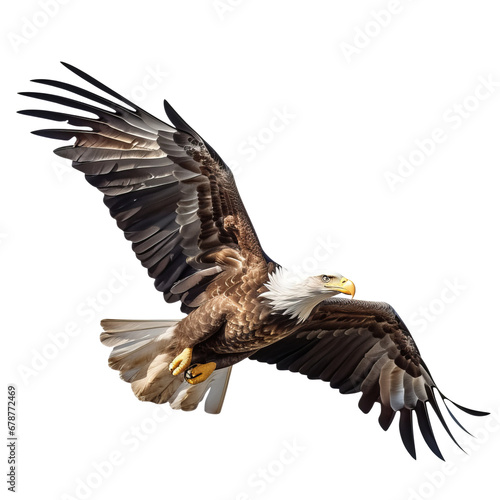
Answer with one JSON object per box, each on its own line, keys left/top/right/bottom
{"left": 322, "top": 275, "right": 330, "bottom": 283}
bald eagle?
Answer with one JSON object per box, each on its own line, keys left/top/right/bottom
{"left": 20, "top": 63, "right": 487, "bottom": 460}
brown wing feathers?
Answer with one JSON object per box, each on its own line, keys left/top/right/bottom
{"left": 251, "top": 299, "right": 488, "bottom": 459}
{"left": 19, "top": 62, "right": 269, "bottom": 313}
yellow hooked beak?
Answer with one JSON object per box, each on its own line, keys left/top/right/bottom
{"left": 325, "top": 276, "right": 356, "bottom": 299}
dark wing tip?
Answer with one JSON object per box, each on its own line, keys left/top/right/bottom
{"left": 59, "top": 62, "right": 97, "bottom": 86}
{"left": 425, "top": 387, "right": 467, "bottom": 455}
{"left": 415, "top": 401, "right": 445, "bottom": 460}
{"left": 436, "top": 389, "right": 489, "bottom": 417}
{"left": 446, "top": 399, "right": 490, "bottom": 417}
{"left": 30, "top": 129, "right": 74, "bottom": 140}
{"left": 57, "top": 61, "right": 140, "bottom": 111}
{"left": 163, "top": 99, "right": 229, "bottom": 171}
{"left": 436, "top": 390, "right": 489, "bottom": 438}
{"left": 30, "top": 129, "right": 48, "bottom": 137}
{"left": 399, "top": 409, "right": 417, "bottom": 460}
{"left": 17, "top": 109, "right": 66, "bottom": 122}
{"left": 60, "top": 61, "right": 85, "bottom": 78}
{"left": 378, "top": 404, "right": 396, "bottom": 431}
{"left": 163, "top": 99, "right": 193, "bottom": 135}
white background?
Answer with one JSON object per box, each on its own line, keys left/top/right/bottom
{"left": 2, "top": 1, "right": 499, "bottom": 499}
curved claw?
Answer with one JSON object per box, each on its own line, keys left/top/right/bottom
{"left": 185, "top": 362, "right": 217, "bottom": 385}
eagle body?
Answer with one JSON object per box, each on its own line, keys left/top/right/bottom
{"left": 21, "top": 63, "right": 488, "bottom": 460}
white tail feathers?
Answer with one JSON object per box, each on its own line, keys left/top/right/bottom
{"left": 169, "top": 366, "right": 232, "bottom": 414}
{"left": 100, "top": 319, "right": 231, "bottom": 413}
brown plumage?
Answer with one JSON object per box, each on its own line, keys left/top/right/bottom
{"left": 20, "top": 62, "right": 488, "bottom": 460}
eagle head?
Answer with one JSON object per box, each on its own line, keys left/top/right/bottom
{"left": 315, "top": 274, "right": 356, "bottom": 298}
{"left": 262, "top": 269, "right": 356, "bottom": 323}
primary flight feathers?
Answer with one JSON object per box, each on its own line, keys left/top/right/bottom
{"left": 20, "top": 62, "right": 488, "bottom": 460}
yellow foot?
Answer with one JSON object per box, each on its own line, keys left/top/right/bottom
{"left": 185, "top": 362, "right": 217, "bottom": 385}
{"left": 169, "top": 347, "right": 193, "bottom": 376}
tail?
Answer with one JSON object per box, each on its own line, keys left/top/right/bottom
{"left": 100, "top": 319, "right": 231, "bottom": 414}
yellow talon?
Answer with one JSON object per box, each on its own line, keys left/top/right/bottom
{"left": 185, "top": 362, "right": 217, "bottom": 385}
{"left": 169, "top": 347, "right": 193, "bottom": 376}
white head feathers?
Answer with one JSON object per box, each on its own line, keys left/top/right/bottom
{"left": 260, "top": 267, "right": 345, "bottom": 323}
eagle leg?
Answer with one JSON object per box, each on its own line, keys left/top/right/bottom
{"left": 169, "top": 347, "right": 193, "bottom": 376}
{"left": 185, "top": 362, "right": 217, "bottom": 385}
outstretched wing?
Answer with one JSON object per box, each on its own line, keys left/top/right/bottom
{"left": 20, "top": 63, "right": 276, "bottom": 313}
{"left": 250, "top": 298, "right": 488, "bottom": 459}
